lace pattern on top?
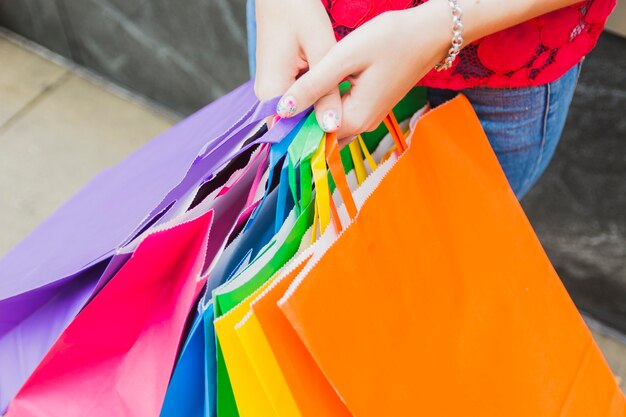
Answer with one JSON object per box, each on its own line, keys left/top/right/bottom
{"left": 323, "top": 0, "right": 615, "bottom": 88}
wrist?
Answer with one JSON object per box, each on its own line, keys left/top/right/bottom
{"left": 402, "top": 0, "right": 454, "bottom": 68}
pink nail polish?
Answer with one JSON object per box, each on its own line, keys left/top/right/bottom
{"left": 276, "top": 96, "right": 297, "bottom": 118}
{"left": 321, "top": 110, "right": 340, "bottom": 132}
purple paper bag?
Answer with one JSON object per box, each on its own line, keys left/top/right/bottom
{"left": 0, "top": 79, "right": 304, "bottom": 412}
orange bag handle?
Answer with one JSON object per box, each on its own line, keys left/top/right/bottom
{"left": 325, "top": 132, "right": 356, "bottom": 234}
{"left": 311, "top": 133, "right": 348, "bottom": 239}
{"left": 325, "top": 114, "right": 407, "bottom": 232}
{"left": 383, "top": 112, "right": 408, "bottom": 154}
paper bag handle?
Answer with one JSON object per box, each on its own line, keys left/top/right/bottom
{"left": 325, "top": 113, "right": 407, "bottom": 233}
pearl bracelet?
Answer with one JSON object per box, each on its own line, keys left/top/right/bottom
{"left": 434, "top": 0, "right": 464, "bottom": 72}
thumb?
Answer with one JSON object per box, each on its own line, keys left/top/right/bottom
{"left": 275, "top": 44, "right": 354, "bottom": 119}
{"left": 314, "top": 88, "right": 342, "bottom": 132}
{"left": 303, "top": 31, "right": 342, "bottom": 133}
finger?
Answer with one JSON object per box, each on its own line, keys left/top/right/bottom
{"left": 254, "top": 45, "right": 302, "bottom": 101}
{"left": 302, "top": 30, "right": 342, "bottom": 132}
{"left": 304, "top": 31, "right": 342, "bottom": 133}
{"left": 314, "top": 88, "right": 342, "bottom": 132}
{"left": 276, "top": 44, "right": 357, "bottom": 118}
{"left": 337, "top": 136, "right": 354, "bottom": 149}
{"left": 254, "top": 70, "right": 294, "bottom": 101}
{"left": 337, "top": 101, "right": 387, "bottom": 140}
{"left": 254, "top": 16, "right": 304, "bottom": 101}
{"left": 336, "top": 64, "right": 410, "bottom": 140}
{"left": 336, "top": 79, "right": 384, "bottom": 140}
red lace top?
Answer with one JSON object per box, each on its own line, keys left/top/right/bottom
{"left": 323, "top": 0, "right": 616, "bottom": 89}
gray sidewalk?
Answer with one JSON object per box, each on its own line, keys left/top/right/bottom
{"left": 0, "top": 33, "right": 175, "bottom": 255}
{"left": 0, "top": 32, "right": 624, "bottom": 389}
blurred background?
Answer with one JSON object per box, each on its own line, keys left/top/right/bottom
{"left": 0, "top": 0, "right": 624, "bottom": 377}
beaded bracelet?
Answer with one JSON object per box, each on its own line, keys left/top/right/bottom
{"left": 434, "top": 0, "right": 464, "bottom": 71}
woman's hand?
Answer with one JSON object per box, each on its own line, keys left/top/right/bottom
{"left": 275, "top": 0, "right": 584, "bottom": 140}
{"left": 254, "top": 0, "right": 342, "bottom": 131}
{"left": 275, "top": 0, "right": 451, "bottom": 139}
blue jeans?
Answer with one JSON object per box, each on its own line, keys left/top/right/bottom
{"left": 428, "top": 62, "right": 582, "bottom": 199}
{"left": 246, "top": 0, "right": 582, "bottom": 199}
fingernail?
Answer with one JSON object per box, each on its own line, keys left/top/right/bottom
{"left": 321, "top": 110, "right": 341, "bottom": 132}
{"left": 276, "top": 96, "right": 297, "bottom": 118}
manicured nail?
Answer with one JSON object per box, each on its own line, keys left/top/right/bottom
{"left": 321, "top": 110, "right": 341, "bottom": 132}
{"left": 276, "top": 96, "right": 297, "bottom": 118}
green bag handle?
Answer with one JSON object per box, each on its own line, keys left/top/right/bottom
{"left": 283, "top": 85, "right": 427, "bottom": 227}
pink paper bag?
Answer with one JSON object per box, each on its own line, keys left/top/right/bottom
{"left": 5, "top": 211, "right": 214, "bottom": 417}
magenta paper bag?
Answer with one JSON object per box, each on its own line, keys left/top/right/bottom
{"left": 0, "top": 78, "right": 305, "bottom": 412}
{"left": 5, "top": 210, "right": 214, "bottom": 417}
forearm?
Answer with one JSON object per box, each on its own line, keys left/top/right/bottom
{"left": 403, "top": 0, "right": 584, "bottom": 58}
{"left": 276, "top": 0, "right": 590, "bottom": 136}
{"left": 461, "top": 0, "right": 583, "bottom": 43}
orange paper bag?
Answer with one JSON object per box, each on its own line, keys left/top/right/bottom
{"left": 279, "top": 95, "right": 625, "bottom": 417}
{"left": 243, "top": 255, "right": 352, "bottom": 417}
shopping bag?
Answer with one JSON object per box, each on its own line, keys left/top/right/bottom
{"left": 160, "top": 148, "right": 297, "bottom": 417}
{"left": 0, "top": 143, "right": 262, "bottom": 411}
{"left": 0, "top": 81, "right": 307, "bottom": 412}
{"left": 236, "top": 263, "right": 312, "bottom": 417}
{"left": 157, "top": 144, "right": 276, "bottom": 417}
{"left": 160, "top": 311, "right": 207, "bottom": 417}
{"left": 208, "top": 187, "right": 281, "bottom": 292}
{"left": 213, "top": 199, "right": 315, "bottom": 417}
{"left": 0, "top": 81, "right": 256, "bottom": 308}
{"left": 159, "top": 179, "right": 286, "bottom": 417}
{"left": 212, "top": 141, "right": 318, "bottom": 417}
{"left": 215, "top": 130, "right": 394, "bottom": 417}
{"left": 196, "top": 128, "right": 309, "bottom": 417}
{"left": 162, "top": 115, "right": 312, "bottom": 417}
{"left": 278, "top": 95, "right": 626, "bottom": 416}
{"left": 159, "top": 299, "right": 218, "bottom": 417}
{"left": 8, "top": 143, "right": 270, "bottom": 417}
{"left": 238, "top": 253, "right": 352, "bottom": 417}
{"left": 232, "top": 117, "right": 410, "bottom": 417}
{"left": 213, "top": 101, "right": 421, "bottom": 417}
{"left": 203, "top": 302, "right": 218, "bottom": 417}
{"left": 215, "top": 280, "right": 281, "bottom": 417}
{"left": 162, "top": 299, "right": 219, "bottom": 417}
{"left": 6, "top": 209, "right": 214, "bottom": 417}
{"left": 210, "top": 111, "right": 331, "bottom": 417}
